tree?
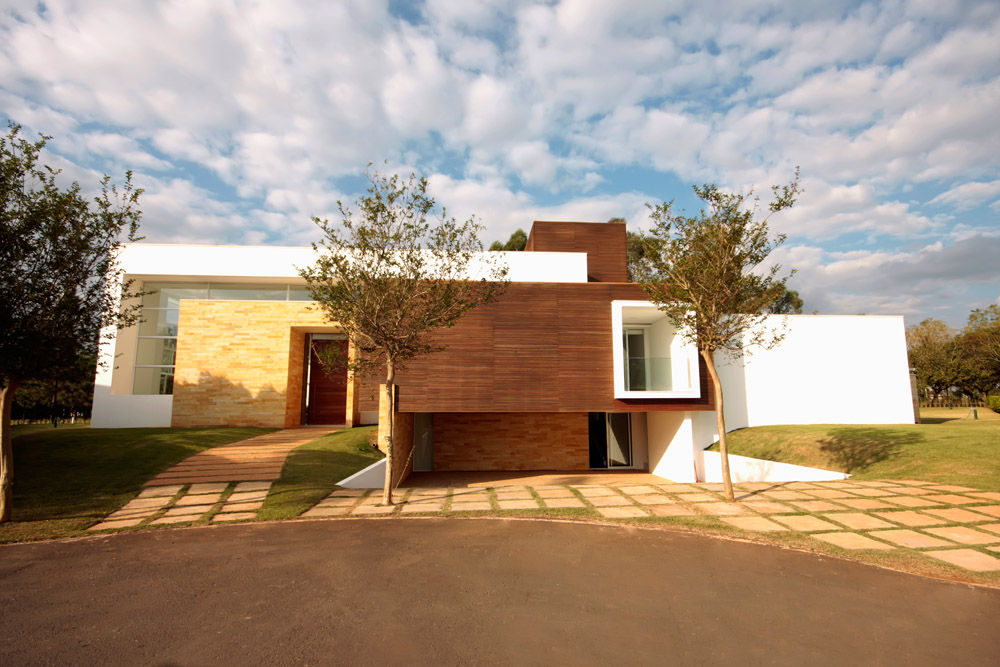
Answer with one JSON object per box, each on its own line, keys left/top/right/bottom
{"left": 488, "top": 228, "right": 527, "bottom": 251}
{"left": 625, "top": 229, "right": 660, "bottom": 282}
{"left": 300, "top": 168, "right": 508, "bottom": 504}
{"left": 0, "top": 123, "right": 142, "bottom": 522}
{"left": 768, "top": 287, "right": 803, "bottom": 314}
{"left": 640, "top": 171, "right": 800, "bottom": 501}
{"left": 906, "top": 319, "right": 959, "bottom": 402}
{"left": 953, "top": 306, "right": 1000, "bottom": 404}
{"left": 966, "top": 305, "right": 1000, "bottom": 370}
{"left": 13, "top": 352, "right": 96, "bottom": 425}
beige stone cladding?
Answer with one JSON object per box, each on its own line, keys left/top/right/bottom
{"left": 172, "top": 300, "right": 344, "bottom": 428}
{"left": 432, "top": 412, "right": 589, "bottom": 471}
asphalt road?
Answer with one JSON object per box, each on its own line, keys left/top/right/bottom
{"left": 1, "top": 518, "right": 998, "bottom": 666}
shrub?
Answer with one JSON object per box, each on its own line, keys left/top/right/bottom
{"left": 989, "top": 395, "right": 1000, "bottom": 414}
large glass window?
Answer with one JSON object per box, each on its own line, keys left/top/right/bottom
{"left": 208, "top": 284, "right": 289, "bottom": 301}
{"left": 133, "top": 283, "right": 206, "bottom": 395}
{"left": 132, "top": 281, "right": 314, "bottom": 395}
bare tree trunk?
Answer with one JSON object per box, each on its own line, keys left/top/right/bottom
{"left": 1, "top": 381, "right": 19, "bottom": 523}
{"left": 701, "top": 350, "right": 734, "bottom": 502}
{"left": 382, "top": 359, "right": 395, "bottom": 506}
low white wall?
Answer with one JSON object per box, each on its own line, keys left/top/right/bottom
{"left": 337, "top": 457, "right": 386, "bottom": 488}
{"left": 697, "top": 451, "right": 848, "bottom": 483}
{"left": 90, "top": 388, "right": 173, "bottom": 428}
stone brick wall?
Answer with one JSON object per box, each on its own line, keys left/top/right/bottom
{"left": 432, "top": 412, "right": 589, "bottom": 471}
{"left": 172, "top": 301, "right": 344, "bottom": 428}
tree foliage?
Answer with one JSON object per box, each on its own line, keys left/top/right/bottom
{"left": 0, "top": 122, "right": 143, "bottom": 522}
{"left": 906, "top": 319, "right": 959, "bottom": 397}
{"left": 907, "top": 309, "right": 1000, "bottom": 405}
{"left": 641, "top": 173, "right": 800, "bottom": 359}
{"left": 300, "top": 168, "right": 508, "bottom": 503}
{"left": 13, "top": 353, "right": 96, "bottom": 424}
{"left": 625, "top": 229, "right": 659, "bottom": 282}
{"left": 488, "top": 228, "right": 527, "bottom": 251}
{"left": 768, "top": 287, "right": 804, "bottom": 314}
{"left": 640, "top": 170, "right": 800, "bottom": 500}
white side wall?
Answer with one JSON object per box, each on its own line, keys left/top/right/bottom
{"left": 714, "top": 315, "right": 914, "bottom": 438}
{"left": 647, "top": 315, "right": 914, "bottom": 483}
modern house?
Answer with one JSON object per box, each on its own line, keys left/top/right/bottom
{"left": 92, "top": 220, "right": 916, "bottom": 484}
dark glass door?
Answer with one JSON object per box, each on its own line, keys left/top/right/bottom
{"left": 589, "top": 412, "right": 633, "bottom": 468}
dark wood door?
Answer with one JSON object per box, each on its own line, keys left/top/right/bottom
{"left": 308, "top": 339, "right": 348, "bottom": 425}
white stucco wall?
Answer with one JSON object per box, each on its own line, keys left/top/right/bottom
{"left": 647, "top": 315, "right": 914, "bottom": 482}
{"left": 714, "top": 315, "right": 914, "bottom": 434}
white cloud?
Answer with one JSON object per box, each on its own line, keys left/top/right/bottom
{"left": 929, "top": 180, "right": 1000, "bottom": 209}
{"left": 2, "top": 0, "right": 999, "bottom": 325}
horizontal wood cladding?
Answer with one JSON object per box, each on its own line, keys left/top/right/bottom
{"left": 395, "top": 282, "right": 714, "bottom": 413}
{"left": 525, "top": 221, "right": 628, "bottom": 283}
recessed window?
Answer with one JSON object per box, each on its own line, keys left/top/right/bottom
{"left": 611, "top": 301, "right": 700, "bottom": 399}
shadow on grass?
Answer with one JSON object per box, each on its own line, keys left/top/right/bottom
{"left": 818, "top": 428, "right": 921, "bottom": 473}
{"left": 261, "top": 426, "right": 380, "bottom": 520}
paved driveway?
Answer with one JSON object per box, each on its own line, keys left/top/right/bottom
{"left": 3, "top": 519, "right": 999, "bottom": 665}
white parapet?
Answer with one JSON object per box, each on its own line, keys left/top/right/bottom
{"left": 118, "top": 244, "right": 589, "bottom": 283}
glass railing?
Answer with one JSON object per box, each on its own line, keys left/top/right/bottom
{"left": 624, "top": 356, "right": 691, "bottom": 392}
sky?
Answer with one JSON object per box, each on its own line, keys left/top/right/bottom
{"left": 1, "top": 0, "right": 998, "bottom": 328}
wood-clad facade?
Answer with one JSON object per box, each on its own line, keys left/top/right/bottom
{"left": 391, "top": 281, "right": 713, "bottom": 414}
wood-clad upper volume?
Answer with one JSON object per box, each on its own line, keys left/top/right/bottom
{"left": 393, "top": 282, "right": 713, "bottom": 414}
{"left": 524, "top": 220, "right": 628, "bottom": 283}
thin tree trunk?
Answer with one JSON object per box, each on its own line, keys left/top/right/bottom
{"left": 1, "top": 381, "right": 19, "bottom": 523}
{"left": 701, "top": 350, "right": 734, "bottom": 502}
{"left": 382, "top": 359, "right": 395, "bottom": 505}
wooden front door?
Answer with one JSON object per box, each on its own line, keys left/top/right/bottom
{"left": 307, "top": 339, "right": 348, "bottom": 425}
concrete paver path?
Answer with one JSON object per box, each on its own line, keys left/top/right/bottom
{"left": 144, "top": 427, "right": 334, "bottom": 486}
{"left": 4, "top": 520, "right": 999, "bottom": 665}
{"left": 302, "top": 478, "right": 1000, "bottom": 572}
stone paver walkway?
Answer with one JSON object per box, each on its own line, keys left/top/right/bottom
{"left": 90, "top": 481, "right": 274, "bottom": 530}
{"left": 300, "top": 479, "right": 1000, "bottom": 573}
{"left": 144, "top": 427, "right": 335, "bottom": 486}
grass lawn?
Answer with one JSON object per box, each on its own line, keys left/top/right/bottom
{"left": 259, "top": 426, "right": 381, "bottom": 520}
{"left": 710, "top": 406, "right": 1000, "bottom": 490}
{"left": 1, "top": 426, "right": 274, "bottom": 543}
